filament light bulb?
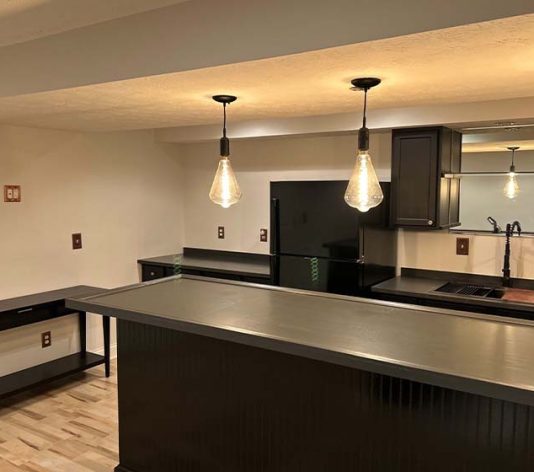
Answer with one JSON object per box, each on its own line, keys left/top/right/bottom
{"left": 209, "top": 157, "right": 242, "bottom": 208}
{"left": 344, "top": 150, "right": 383, "bottom": 212}
{"left": 503, "top": 171, "right": 520, "bottom": 199}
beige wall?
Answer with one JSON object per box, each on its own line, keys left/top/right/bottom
{"left": 180, "top": 132, "right": 534, "bottom": 280}
{"left": 180, "top": 132, "right": 392, "bottom": 253}
{"left": 399, "top": 230, "right": 534, "bottom": 279}
{"left": 4, "top": 123, "right": 533, "bottom": 378}
{"left": 0, "top": 125, "right": 184, "bottom": 375}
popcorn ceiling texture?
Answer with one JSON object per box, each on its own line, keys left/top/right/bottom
{"left": 0, "top": 0, "right": 186, "bottom": 47}
{"left": 0, "top": 14, "right": 532, "bottom": 131}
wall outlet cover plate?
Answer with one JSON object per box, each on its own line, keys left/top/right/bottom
{"left": 4, "top": 185, "right": 21, "bottom": 202}
{"left": 41, "top": 331, "right": 52, "bottom": 348}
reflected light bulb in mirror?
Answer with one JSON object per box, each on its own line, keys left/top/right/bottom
{"left": 209, "top": 157, "right": 242, "bottom": 208}
{"left": 503, "top": 172, "right": 520, "bottom": 200}
{"left": 344, "top": 150, "right": 384, "bottom": 212}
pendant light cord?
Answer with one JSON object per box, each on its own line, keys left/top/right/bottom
{"left": 357, "top": 87, "right": 370, "bottom": 151}
{"left": 508, "top": 147, "right": 520, "bottom": 171}
{"left": 362, "top": 88, "right": 368, "bottom": 128}
{"left": 222, "top": 103, "right": 227, "bottom": 138}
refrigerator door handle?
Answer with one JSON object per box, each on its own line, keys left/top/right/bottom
{"left": 359, "top": 225, "right": 365, "bottom": 262}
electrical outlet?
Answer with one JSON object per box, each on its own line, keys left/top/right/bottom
{"left": 72, "top": 233, "right": 82, "bottom": 250}
{"left": 260, "top": 228, "right": 268, "bottom": 242}
{"left": 41, "top": 331, "right": 52, "bottom": 348}
{"left": 456, "top": 237, "right": 469, "bottom": 256}
{"left": 4, "top": 185, "right": 21, "bottom": 202}
{"left": 218, "top": 226, "right": 225, "bottom": 239}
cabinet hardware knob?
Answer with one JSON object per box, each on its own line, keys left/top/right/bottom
{"left": 427, "top": 220, "right": 433, "bottom": 225}
{"left": 150, "top": 272, "right": 155, "bottom": 276}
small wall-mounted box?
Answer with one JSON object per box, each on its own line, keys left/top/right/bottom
{"left": 4, "top": 185, "right": 21, "bottom": 202}
{"left": 260, "top": 228, "right": 268, "bottom": 242}
{"left": 72, "top": 233, "right": 83, "bottom": 250}
{"left": 456, "top": 237, "right": 469, "bottom": 256}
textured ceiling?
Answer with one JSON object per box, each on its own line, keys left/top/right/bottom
{"left": 0, "top": 13, "right": 532, "bottom": 131}
{"left": 0, "top": 0, "right": 189, "bottom": 47}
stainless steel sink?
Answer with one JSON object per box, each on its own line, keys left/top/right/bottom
{"left": 435, "top": 282, "right": 505, "bottom": 299}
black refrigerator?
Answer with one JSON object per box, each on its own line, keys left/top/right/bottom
{"left": 270, "top": 180, "right": 396, "bottom": 296}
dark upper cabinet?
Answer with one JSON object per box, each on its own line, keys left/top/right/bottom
{"left": 390, "top": 126, "right": 461, "bottom": 229}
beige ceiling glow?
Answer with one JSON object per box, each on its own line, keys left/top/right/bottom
{"left": 0, "top": 14, "right": 532, "bottom": 132}
{"left": 0, "top": 0, "right": 188, "bottom": 47}
{"left": 463, "top": 141, "right": 534, "bottom": 153}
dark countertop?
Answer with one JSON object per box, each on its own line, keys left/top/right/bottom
{"left": 138, "top": 247, "right": 271, "bottom": 279}
{"left": 67, "top": 275, "right": 534, "bottom": 406}
{"left": 0, "top": 285, "right": 105, "bottom": 313}
{"left": 373, "top": 274, "right": 534, "bottom": 315}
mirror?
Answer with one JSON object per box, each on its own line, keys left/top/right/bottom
{"left": 456, "top": 124, "right": 534, "bottom": 233}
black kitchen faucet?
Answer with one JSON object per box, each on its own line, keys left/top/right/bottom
{"left": 502, "top": 221, "right": 522, "bottom": 287}
{"left": 487, "top": 216, "right": 501, "bottom": 234}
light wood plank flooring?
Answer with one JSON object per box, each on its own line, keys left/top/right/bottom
{"left": 0, "top": 361, "right": 118, "bottom": 472}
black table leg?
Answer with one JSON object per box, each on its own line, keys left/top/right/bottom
{"left": 103, "top": 315, "right": 111, "bottom": 377}
{"left": 78, "top": 311, "right": 87, "bottom": 358}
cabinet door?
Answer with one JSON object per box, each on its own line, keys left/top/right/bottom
{"left": 391, "top": 129, "right": 438, "bottom": 227}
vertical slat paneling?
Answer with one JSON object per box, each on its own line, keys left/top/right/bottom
{"left": 116, "top": 320, "right": 534, "bottom": 472}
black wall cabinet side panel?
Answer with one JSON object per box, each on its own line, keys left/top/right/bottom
{"left": 391, "top": 127, "right": 461, "bottom": 229}
{"left": 116, "top": 319, "right": 534, "bottom": 472}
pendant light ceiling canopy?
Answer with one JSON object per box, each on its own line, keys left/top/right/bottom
{"left": 344, "top": 77, "right": 384, "bottom": 212}
{"left": 209, "top": 94, "right": 242, "bottom": 209}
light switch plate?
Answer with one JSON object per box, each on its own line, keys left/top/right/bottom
{"left": 72, "top": 233, "right": 83, "bottom": 250}
{"left": 4, "top": 185, "right": 21, "bottom": 202}
{"left": 218, "top": 226, "right": 225, "bottom": 239}
{"left": 456, "top": 237, "right": 469, "bottom": 256}
{"left": 260, "top": 228, "right": 268, "bottom": 242}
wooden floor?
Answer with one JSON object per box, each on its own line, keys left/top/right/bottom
{"left": 0, "top": 361, "right": 118, "bottom": 472}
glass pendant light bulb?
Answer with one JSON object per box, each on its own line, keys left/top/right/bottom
{"left": 209, "top": 95, "right": 241, "bottom": 208}
{"left": 345, "top": 77, "right": 383, "bottom": 212}
{"left": 344, "top": 150, "right": 383, "bottom": 212}
{"left": 503, "top": 170, "right": 519, "bottom": 199}
{"left": 209, "top": 156, "right": 242, "bottom": 208}
{"left": 503, "top": 146, "right": 520, "bottom": 200}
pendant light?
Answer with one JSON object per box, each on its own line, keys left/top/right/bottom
{"left": 503, "top": 146, "right": 520, "bottom": 199}
{"left": 344, "top": 77, "right": 384, "bottom": 212}
{"left": 209, "top": 95, "right": 242, "bottom": 208}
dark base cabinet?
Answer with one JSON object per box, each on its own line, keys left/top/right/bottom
{"left": 141, "top": 263, "right": 270, "bottom": 285}
{"left": 141, "top": 264, "right": 170, "bottom": 282}
{"left": 115, "top": 319, "right": 534, "bottom": 472}
{"left": 139, "top": 249, "right": 273, "bottom": 285}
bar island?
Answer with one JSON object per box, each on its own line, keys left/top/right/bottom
{"left": 67, "top": 276, "right": 534, "bottom": 472}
